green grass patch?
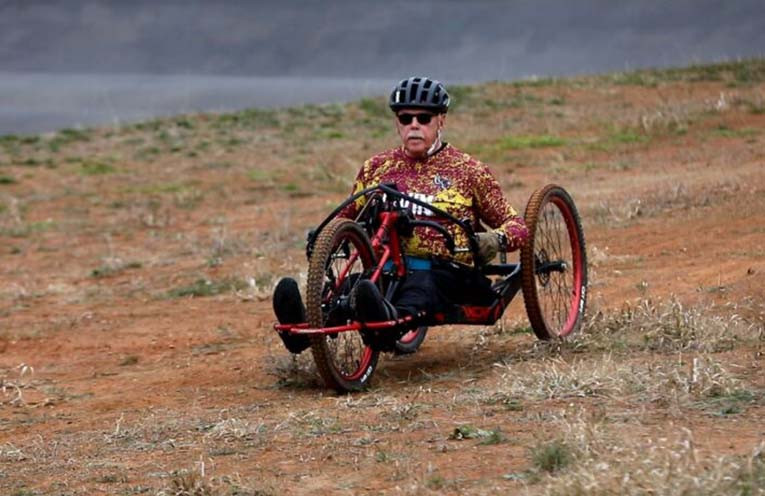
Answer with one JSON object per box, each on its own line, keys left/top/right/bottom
{"left": 608, "top": 130, "right": 649, "bottom": 144}
{"left": 321, "top": 130, "right": 345, "bottom": 139}
{"left": 133, "top": 146, "right": 162, "bottom": 160}
{"left": 698, "top": 389, "right": 758, "bottom": 416}
{"left": 174, "top": 117, "right": 195, "bottom": 129}
{"left": 478, "top": 392, "right": 525, "bottom": 411}
{"left": 48, "top": 127, "right": 92, "bottom": 151}
{"left": 713, "top": 124, "right": 760, "bottom": 139}
{"left": 121, "top": 136, "right": 146, "bottom": 147}
{"left": 13, "top": 157, "right": 54, "bottom": 168}
{"left": 447, "top": 84, "right": 477, "bottom": 110}
{"left": 531, "top": 439, "right": 573, "bottom": 473}
{"left": 91, "top": 261, "right": 142, "bottom": 278}
{"left": 0, "top": 220, "right": 56, "bottom": 238}
{"left": 128, "top": 182, "right": 193, "bottom": 195}
{"left": 512, "top": 76, "right": 559, "bottom": 88}
{"left": 608, "top": 58, "right": 765, "bottom": 86}
{"left": 79, "top": 160, "right": 116, "bottom": 176}
{"left": 130, "top": 119, "right": 164, "bottom": 132}
{"left": 247, "top": 169, "right": 281, "bottom": 191}
{"left": 450, "top": 425, "right": 506, "bottom": 445}
{"left": 747, "top": 102, "right": 765, "bottom": 114}
{"left": 588, "top": 128, "right": 651, "bottom": 151}
{"left": 0, "top": 175, "right": 17, "bottom": 184}
{"left": 467, "top": 133, "right": 566, "bottom": 158}
{"left": 358, "top": 97, "right": 387, "bottom": 117}
{"left": 500, "top": 134, "right": 567, "bottom": 149}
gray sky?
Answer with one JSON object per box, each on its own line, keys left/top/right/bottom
{"left": 2, "top": 0, "right": 763, "bottom": 80}
{"left": 1, "top": 0, "right": 763, "bottom": 134}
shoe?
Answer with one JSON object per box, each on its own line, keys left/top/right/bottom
{"left": 272, "top": 278, "right": 310, "bottom": 354}
{"left": 351, "top": 280, "right": 398, "bottom": 323}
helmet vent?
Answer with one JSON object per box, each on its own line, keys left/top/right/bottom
{"left": 389, "top": 76, "right": 450, "bottom": 113}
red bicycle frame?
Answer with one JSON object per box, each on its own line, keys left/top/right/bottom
{"left": 274, "top": 206, "right": 524, "bottom": 337}
{"left": 274, "top": 209, "right": 419, "bottom": 336}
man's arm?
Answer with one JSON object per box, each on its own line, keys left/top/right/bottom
{"left": 473, "top": 164, "right": 528, "bottom": 251}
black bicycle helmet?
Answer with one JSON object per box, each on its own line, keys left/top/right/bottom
{"left": 389, "top": 77, "right": 450, "bottom": 113}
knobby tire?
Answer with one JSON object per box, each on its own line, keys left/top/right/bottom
{"left": 306, "top": 218, "right": 379, "bottom": 392}
{"left": 520, "top": 184, "right": 587, "bottom": 339}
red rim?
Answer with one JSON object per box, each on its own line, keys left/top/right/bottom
{"left": 324, "top": 228, "right": 376, "bottom": 381}
{"left": 547, "top": 195, "right": 584, "bottom": 337}
{"left": 343, "top": 346, "right": 375, "bottom": 381}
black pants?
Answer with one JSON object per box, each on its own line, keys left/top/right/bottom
{"left": 391, "top": 263, "right": 497, "bottom": 318}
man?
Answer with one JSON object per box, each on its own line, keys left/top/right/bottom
{"left": 273, "top": 76, "right": 528, "bottom": 353}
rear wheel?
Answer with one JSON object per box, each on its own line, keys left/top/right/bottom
{"left": 521, "top": 185, "right": 587, "bottom": 340}
{"left": 306, "top": 218, "right": 379, "bottom": 392}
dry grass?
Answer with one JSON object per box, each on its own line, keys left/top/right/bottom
{"left": 263, "top": 349, "right": 321, "bottom": 390}
{"left": 0, "top": 363, "right": 34, "bottom": 406}
{"left": 533, "top": 416, "right": 765, "bottom": 495}
{"left": 577, "top": 297, "right": 754, "bottom": 353}
{"left": 158, "top": 465, "right": 274, "bottom": 496}
{"left": 587, "top": 179, "right": 745, "bottom": 226}
{"left": 495, "top": 353, "right": 745, "bottom": 410}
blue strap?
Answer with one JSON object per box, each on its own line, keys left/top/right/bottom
{"left": 406, "top": 257, "right": 432, "bottom": 270}
{"left": 383, "top": 256, "right": 432, "bottom": 272}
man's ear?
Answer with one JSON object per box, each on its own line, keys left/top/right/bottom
{"left": 438, "top": 113, "right": 447, "bottom": 129}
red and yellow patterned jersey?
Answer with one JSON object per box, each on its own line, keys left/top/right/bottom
{"left": 341, "top": 144, "right": 528, "bottom": 264}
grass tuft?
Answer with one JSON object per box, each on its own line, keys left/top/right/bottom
{"left": 531, "top": 439, "right": 573, "bottom": 473}
{"left": 91, "top": 260, "right": 142, "bottom": 278}
{"left": 536, "top": 417, "right": 765, "bottom": 495}
{"left": 500, "top": 134, "right": 567, "bottom": 149}
{"left": 450, "top": 424, "right": 505, "bottom": 445}
{"left": 79, "top": 160, "right": 116, "bottom": 176}
{"left": 580, "top": 298, "right": 751, "bottom": 353}
{"left": 496, "top": 353, "right": 744, "bottom": 409}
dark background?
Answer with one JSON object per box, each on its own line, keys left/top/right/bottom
{"left": 2, "top": 0, "right": 763, "bottom": 134}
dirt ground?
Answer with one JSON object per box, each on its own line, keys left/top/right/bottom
{"left": 1, "top": 63, "right": 764, "bottom": 495}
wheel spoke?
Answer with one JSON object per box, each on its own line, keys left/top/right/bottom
{"left": 523, "top": 187, "right": 585, "bottom": 339}
{"left": 306, "top": 219, "right": 379, "bottom": 391}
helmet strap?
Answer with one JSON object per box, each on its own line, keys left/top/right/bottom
{"left": 427, "top": 130, "right": 443, "bottom": 157}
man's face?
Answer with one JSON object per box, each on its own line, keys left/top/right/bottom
{"left": 395, "top": 109, "right": 446, "bottom": 158}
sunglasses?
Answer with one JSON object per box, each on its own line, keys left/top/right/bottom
{"left": 396, "top": 112, "right": 435, "bottom": 125}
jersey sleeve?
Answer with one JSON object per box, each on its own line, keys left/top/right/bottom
{"left": 472, "top": 162, "right": 528, "bottom": 251}
{"left": 338, "top": 158, "right": 374, "bottom": 219}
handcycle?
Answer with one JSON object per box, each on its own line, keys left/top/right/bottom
{"left": 274, "top": 183, "right": 587, "bottom": 393}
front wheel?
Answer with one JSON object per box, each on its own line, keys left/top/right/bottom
{"left": 520, "top": 185, "right": 587, "bottom": 340}
{"left": 306, "top": 218, "right": 379, "bottom": 392}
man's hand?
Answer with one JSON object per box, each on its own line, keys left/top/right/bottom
{"left": 476, "top": 232, "right": 499, "bottom": 264}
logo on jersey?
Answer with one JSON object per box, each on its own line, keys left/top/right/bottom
{"left": 433, "top": 174, "right": 451, "bottom": 190}
{"left": 399, "top": 193, "right": 436, "bottom": 216}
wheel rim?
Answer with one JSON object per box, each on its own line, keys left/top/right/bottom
{"left": 320, "top": 230, "right": 374, "bottom": 381}
{"left": 533, "top": 195, "right": 584, "bottom": 337}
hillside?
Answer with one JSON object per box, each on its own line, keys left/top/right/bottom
{"left": 1, "top": 60, "right": 764, "bottom": 494}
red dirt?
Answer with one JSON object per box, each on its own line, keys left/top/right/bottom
{"left": 1, "top": 71, "right": 764, "bottom": 494}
